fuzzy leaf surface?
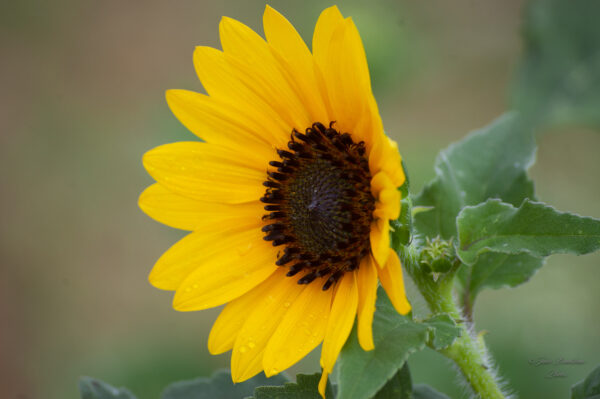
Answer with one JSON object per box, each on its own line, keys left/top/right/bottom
{"left": 457, "top": 199, "right": 600, "bottom": 265}
{"left": 460, "top": 252, "right": 544, "bottom": 303}
{"left": 413, "top": 114, "right": 536, "bottom": 240}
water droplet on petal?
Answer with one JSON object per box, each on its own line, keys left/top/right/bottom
{"left": 239, "top": 346, "right": 247, "bottom": 353}
{"left": 248, "top": 342, "right": 256, "bottom": 349}
{"left": 283, "top": 301, "right": 291, "bottom": 308}
{"left": 270, "top": 368, "right": 279, "bottom": 375}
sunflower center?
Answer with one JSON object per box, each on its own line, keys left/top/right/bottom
{"left": 261, "top": 122, "right": 375, "bottom": 290}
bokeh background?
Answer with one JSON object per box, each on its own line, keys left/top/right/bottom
{"left": 1, "top": 0, "right": 599, "bottom": 398}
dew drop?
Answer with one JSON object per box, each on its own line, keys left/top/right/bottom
{"left": 283, "top": 301, "right": 291, "bottom": 308}
{"left": 270, "top": 368, "right": 279, "bottom": 375}
{"left": 239, "top": 346, "right": 248, "bottom": 353}
{"left": 185, "top": 287, "right": 191, "bottom": 293}
{"left": 192, "top": 283, "right": 198, "bottom": 289}
{"left": 248, "top": 342, "right": 256, "bottom": 349}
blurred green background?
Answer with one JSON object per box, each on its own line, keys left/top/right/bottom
{"left": 1, "top": 0, "right": 598, "bottom": 398}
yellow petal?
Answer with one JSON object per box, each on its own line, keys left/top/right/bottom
{"left": 173, "top": 229, "right": 278, "bottom": 311}
{"left": 370, "top": 171, "right": 400, "bottom": 220}
{"left": 318, "top": 369, "right": 330, "bottom": 398}
{"left": 149, "top": 225, "right": 268, "bottom": 290}
{"left": 192, "top": 46, "right": 289, "bottom": 149}
{"left": 321, "top": 272, "right": 358, "bottom": 374}
{"left": 208, "top": 276, "right": 275, "bottom": 354}
{"left": 312, "top": 6, "right": 344, "bottom": 71}
{"left": 263, "top": 5, "right": 311, "bottom": 72}
{"left": 142, "top": 141, "right": 266, "bottom": 204}
{"left": 378, "top": 249, "right": 411, "bottom": 315}
{"left": 219, "top": 16, "right": 310, "bottom": 131}
{"left": 231, "top": 269, "right": 305, "bottom": 382}
{"left": 356, "top": 256, "right": 378, "bottom": 351}
{"left": 139, "top": 183, "right": 264, "bottom": 232}
{"left": 165, "top": 89, "right": 277, "bottom": 162}
{"left": 370, "top": 218, "right": 390, "bottom": 268}
{"left": 263, "top": 6, "right": 329, "bottom": 124}
{"left": 368, "top": 136, "right": 406, "bottom": 188}
{"left": 318, "top": 18, "right": 375, "bottom": 145}
{"left": 263, "top": 283, "right": 333, "bottom": 376}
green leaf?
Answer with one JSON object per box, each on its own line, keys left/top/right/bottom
{"left": 457, "top": 199, "right": 600, "bottom": 265}
{"left": 252, "top": 373, "right": 333, "bottom": 399}
{"left": 373, "top": 364, "right": 412, "bottom": 399}
{"left": 79, "top": 377, "right": 137, "bottom": 399}
{"left": 336, "top": 289, "right": 460, "bottom": 399}
{"left": 512, "top": 0, "right": 600, "bottom": 129}
{"left": 422, "top": 314, "right": 461, "bottom": 350}
{"left": 162, "top": 370, "right": 288, "bottom": 399}
{"left": 572, "top": 364, "right": 600, "bottom": 399}
{"left": 462, "top": 252, "right": 545, "bottom": 302}
{"left": 412, "top": 384, "right": 451, "bottom": 399}
{"left": 413, "top": 113, "right": 536, "bottom": 240}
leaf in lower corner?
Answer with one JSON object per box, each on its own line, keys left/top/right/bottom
{"left": 373, "top": 363, "right": 412, "bottom": 399}
{"left": 161, "top": 370, "right": 288, "bottom": 399}
{"left": 412, "top": 384, "right": 451, "bottom": 399}
{"left": 456, "top": 199, "right": 600, "bottom": 265}
{"left": 252, "top": 373, "right": 334, "bottom": 399}
{"left": 413, "top": 113, "right": 536, "bottom": 240}
{"left": 336, "top": 288, "right": 430, "bottom": 399}
{"left": 571, "top": 364, "right": 600, "bottom": 399}
{"left": 512, "top": 0, "right": 600, "bottom": 129}
{"left": 79, "top": 377, "right": 137, "bottom": 399}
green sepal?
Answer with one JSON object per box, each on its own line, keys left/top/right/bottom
{"left": 419, "top": 237, "right": 456, "bottom": 274}
{"left": 392, "top": 160, "right": 413, "bottom": 248}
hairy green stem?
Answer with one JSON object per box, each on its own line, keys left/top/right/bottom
{"left": 398, "top": 244, "right": 507, "bottom": 399}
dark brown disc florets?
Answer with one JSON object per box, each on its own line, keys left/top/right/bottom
{"left": 261, "top": 122, "right": 375, "bottom": 290}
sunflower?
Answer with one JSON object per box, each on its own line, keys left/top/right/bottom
{"left": 139, "top": 5, "right": 411, "bottom": 396}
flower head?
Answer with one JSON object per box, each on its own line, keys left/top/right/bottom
{"left": 139, "top": 5, "right": 411, "bottom": 396}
